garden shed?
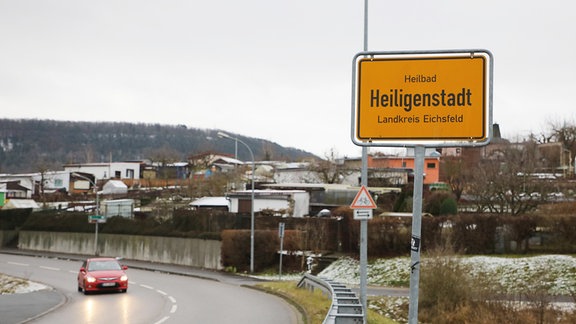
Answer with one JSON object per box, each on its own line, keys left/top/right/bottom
{"left": 102, "top": 199, "right": 134, "bottom": 218}
{"left": 102, "top": 180, "right": 128, "bottom": 195}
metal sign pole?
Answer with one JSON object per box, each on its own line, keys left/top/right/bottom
{"left": 278, "top": 222, "right": 285, "bottom": 280}
{"left": 408, "top": 145, "right": 425, "bottom": 323}
{"left": 94, "top": 185, "right": 100, "bottom": 256}
{"left": 94, "top": 222, "right": 99, "bottom": 256}
{"left": 359, "top": 1, "right": 369, "bottom": 322}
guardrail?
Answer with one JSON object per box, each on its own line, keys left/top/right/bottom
{"left": 297, "top": 273, "right": 365, "bottom": 324}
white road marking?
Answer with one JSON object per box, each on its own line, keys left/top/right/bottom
{"left": 39, "top": 266, "right": 60, "bottom": 271}
{"left": 124, "top": 280, "right": 177, "bottom": 319}
{"left": 7, "top": 262, "right": 29, "bottom": 266}
{"left": 154, "top": 316, "right": 170, "bottom": 324}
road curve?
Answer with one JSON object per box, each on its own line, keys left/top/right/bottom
{"left": 0, "top": 252, "right": 303, "bottom": 324}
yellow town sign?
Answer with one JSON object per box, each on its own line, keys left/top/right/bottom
{"left": 351, "top": 50, "right": 493, "bottom": 147}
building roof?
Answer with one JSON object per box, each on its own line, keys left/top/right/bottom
{"left": 226, "top": 189, "right": 307, "bottom": 198}
{"left": 3, "top": 199, "right": 39, "bottom": 209}
{"left": 189, "top": 196, "right": 229, "bottom": 207}
{"left": 0, "top": 181, "right": 30, "bottom": 192}
{"left": 213, "top": 156, "right": 244, "bottom": 165}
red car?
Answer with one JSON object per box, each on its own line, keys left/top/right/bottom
{"left": 77, "top": 257, "right": 128, "bottom": 294}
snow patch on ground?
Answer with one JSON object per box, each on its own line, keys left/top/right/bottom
{"left": 0, "top": 274, "right": 49, "bottom": 295}
{"left": 318, "top": 255, "right": 576, "bottom": 296}
{"left": 15, "top": 281, "right": 49, "bottom": 294}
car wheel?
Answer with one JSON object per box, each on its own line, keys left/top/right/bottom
{"left": 121, "top": 289, "right": 127, "bottom": 293}
{"left": 78, "top": 285, "right": 82, "bottom": 293}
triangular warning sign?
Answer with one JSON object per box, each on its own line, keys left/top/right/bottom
{"left": 350, "top": 185, "right": 377, "bottom": 209}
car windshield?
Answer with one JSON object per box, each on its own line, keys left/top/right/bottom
{"left": 87, "top": 260, "right": 121, "bottom": 271}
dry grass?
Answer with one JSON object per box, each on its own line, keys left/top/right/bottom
{"left": 256, "top": 281, "right": 397, "bottom": 324}
{"left": 416, "top": 248, "right": 576, "bottom": 324}
{"left": 538, "top": 201, "right": 576, "bottom": 215}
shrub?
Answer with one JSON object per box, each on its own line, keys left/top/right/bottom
{"left": 425, "top": 191, "right": 457, "bottom": 216}
{"left": 221, "top": 230, "right": 252, "bottom": 272}
{"left": 221, "top": 229, "right": 282, "bottom": 272}
{"left": 22, "top": 211, "right": 93, "bottom": 233}
{"left": 451, "top": 214, "right": 499, "bottom": 254}
{"left": 367, "top": 216, "right": 411, "bottom": 257}
{"left": 0, "top": 208, "right": 33, "bottom": 230}
{"left": 439, "top": 196, "right": 458, "bottom": 215}
{"left": 419, "top": 249, "right": 474, "bottom": 315}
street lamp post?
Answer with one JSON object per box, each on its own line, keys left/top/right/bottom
{"left": 217, "top": 131, "right": 255, "bottom": 273}
{"left": 73, "top": 173, "right": 100, "bottom": 256}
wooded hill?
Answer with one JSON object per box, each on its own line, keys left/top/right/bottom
{"left": 0, "top": 119, "right": 317, "bottom": 174}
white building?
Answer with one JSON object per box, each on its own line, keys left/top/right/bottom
{"left": 226, "top": 189, "right": 309, "bottom": 217}
{"left": 0, "top": 170, "right": 71, "bottom": 197}
{"left": 63, "top": 162, "right": 141, "bottom": 181}
{"left": 272, "top": 162, "right": 320, "bottom": 184}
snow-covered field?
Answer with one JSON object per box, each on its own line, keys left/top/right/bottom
{"left": 319, "top": 255, "right": 576, "bottom": 296}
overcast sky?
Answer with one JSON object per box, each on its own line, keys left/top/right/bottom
{"left": 1, "top": 1, "right": 575, "bottom": 158}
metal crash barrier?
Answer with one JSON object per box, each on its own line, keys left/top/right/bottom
{"left": 297, "top": 273, "right": 365, "bottom": 324}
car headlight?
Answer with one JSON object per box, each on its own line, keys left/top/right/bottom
{"left": 120, "top": 275, "right": 128, "bottom": 281}
{"left": 86, "top": 275, "right": 96, "bottom": 283}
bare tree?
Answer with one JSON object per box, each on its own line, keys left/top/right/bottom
{"left": 310, "top": 148, "right": 351, "bottom": 184}
{"left": 467, "top": 142, "right": 554, "bottom": 215}
{"left": 145, "top": 146, "right": 182, "bottom": 179}
{"left": 187, "top": 171, "right": 237, "bottom": 197}
{"left": 34, "top": 156, "right": 60, "bottom": 195}
{"left": 441, "top": 156, "right": 468, "bottom": 201}
{"left": 546, "top": 118, "right": 576, "bottom": 148}
{"left": 187, "top": 152, "right": 246, "bottom": 194}
{"left": 188, "top": 152, "right": 218, "bottom": 175}
{"left": 527, "top": 119, "right": 575, "bottom": 176}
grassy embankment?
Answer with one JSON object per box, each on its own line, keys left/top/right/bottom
{"left": 256, "top": 281, "right": 397, "bottom": 324}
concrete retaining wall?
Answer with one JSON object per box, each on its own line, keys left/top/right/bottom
{"left": 18, "top": 231, "right": 222, "bottom": 270}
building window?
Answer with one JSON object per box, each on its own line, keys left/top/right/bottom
{"left": 427, "top": 162, "right": 436, "bottom": 169}
{"left": 114, "top": 171, "right": 121, "bottom": 178}
{"left": 402, "top": 162, "right": 407, "bottom": 168}
{"left": 126, "top": 169, "right": 134, "bottom": 179}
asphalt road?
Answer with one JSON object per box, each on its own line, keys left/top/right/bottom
{"left": 0, "top": 252, "right": 302, "bottom": 324}
{"left": 0, "top": 290, "right": 64, "bottom": 324}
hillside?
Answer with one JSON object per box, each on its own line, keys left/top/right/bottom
{"left": 0, "top": 119, "right": 317, "bottom": 174}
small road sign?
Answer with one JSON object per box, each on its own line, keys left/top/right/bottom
{"left": 354, "top": 209, "right": 373, "bottom": 220}
{"left": 350, "top": 185, "right": 377, "bottom": 209}
{"left": 88, "top": 215, "right": 106, "bottom": 224}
